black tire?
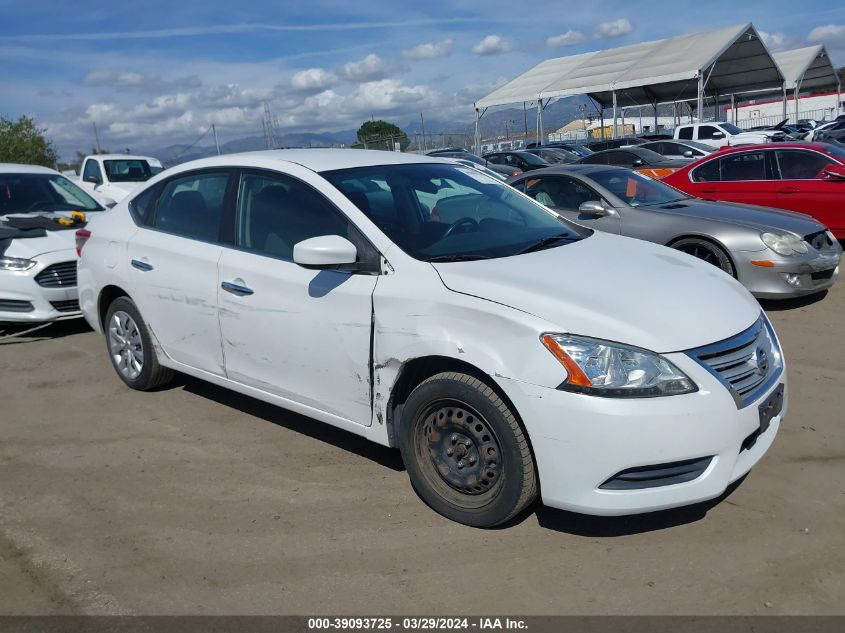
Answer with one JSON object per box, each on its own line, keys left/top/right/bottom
{"left": 104, "top": 296, "right": 174, "bottom": 391}
{"left": 398, "top": 372, "right": 537, "bottom": 527}
{"left": 670, "top": 237, "right": 736, "bottom": 277}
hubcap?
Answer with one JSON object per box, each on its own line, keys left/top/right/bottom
{"left": 678, "top": 244, "right": 718, "bottom": 267}
{"left": 423, "top": 403, "right": 501, "bottom": 495}
{"left": 108, "top": 311, "right": 144, "bottom": 380}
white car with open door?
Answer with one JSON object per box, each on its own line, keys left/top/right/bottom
{"left": 77, "top": 150, "right": 786, "bottom": 527}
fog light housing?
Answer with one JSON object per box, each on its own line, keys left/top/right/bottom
{"left": 782, "top": 272, "right": 810, "bottom": 288}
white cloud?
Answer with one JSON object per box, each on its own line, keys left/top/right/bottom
{"left": 594, "top": 18, "right": 632, "bottom": 39}
{"left": 290, "top": 67, "right": 338, "bottom": 92}
{"left": 759, "top": 31, "right": 786, "bottom": 50}
{"left": 401, "top": 38, "right": 454, "bottom": 60}
{"left": 546, "top": 30, "right": 585, "bottom": 47}
{"left": 808, "top": 24, "right": 845, "bottom": 42}
{"left": 84, "top": 69, "right": 201, "bottom": 92}
{"left": 471, "top": 35, "right": 511, "bottom": 56}
{"left": 341, "top": 53, "right": 394, "bottom": 81}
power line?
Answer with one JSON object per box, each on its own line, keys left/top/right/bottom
{"left": 172, "top": 125, "right": 213, "bottom": 161}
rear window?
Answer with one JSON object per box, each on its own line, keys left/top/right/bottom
{"left": 677, "top": 127, "right": 693, "bottom": 140}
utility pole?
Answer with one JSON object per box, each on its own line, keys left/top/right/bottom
{"left": 523, "top": 102, "right": 528, "bottom": 136}
{"left": 212, "top": 124, "right": 220, "bottom": 155}
{"left": 263, "top": 102, "right": 277, "bottom": 149}
{"left": 420, "top": 113, "right": 426, "bottom": 152}
{"left": 92, "top": 121, "right": 102, "bottom": 154}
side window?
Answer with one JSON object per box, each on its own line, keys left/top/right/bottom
{"left": 128, "top": 184, "right": 161, "bottom": 224}
{"left": 153, "top": 171, "right": 228, "bottom": 241}
{"left": 692, "top": 158, "right": 722, "bottom": 182}
{"left": 82, "top": 160, "right": 102, "bottom": 183}
{"left": 605, "top": 151, "right": 634, "bottom": 167}
{"left": 697, "top": 125, "right": 721, "bottom": 140}
{"left": 775, "top": 150, "right": 833, "bottom": 180}
{"left": 581, "top": 153, "right": 606, "bottom": 165}
{"left": 677, "top": 127, "right": 693, "bottom": 140}
{"left": 719, "top": 152, "right": 767, "bottom": 181}
{"left": 487, "top": 154, "right": 503, "bottom": 165}
{"left": 662, "top": 143, "right": 683, "bottom": 155}
{"left": 525, "top": 176, "right": 599, "bottom": 210}
{"left": 236, "top": 172, "right": 356, "bottom": 262}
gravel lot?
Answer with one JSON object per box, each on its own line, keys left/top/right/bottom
{"left": 1, "top": 281, "right": 843, "bottom": 615}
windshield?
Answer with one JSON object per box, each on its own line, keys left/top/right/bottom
{"left": 518, "top": 152, "right": 551, "bottom": 166}
{"left": 103, "top": 159, "right": 156, "bottom": 182}
{"left": 0, "top": 173, "right": 104, "bottom": 215}
{"left": 720, "top": 123, "right": 743, "bottom": 135}
{"left": 322, "top": 163, "right": 589, "bottom": 261}
{"left": 588, "top": 169, "right": 689, "bottom": 207}
{"left": 822, "top": 143, "right": 845, "bottom": 161}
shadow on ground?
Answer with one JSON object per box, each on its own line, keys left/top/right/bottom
{"left": 0, "top": 318, "right": 92, "bottom": 345}
{"left": 180, "top": 376, "right": 405, "bottom": 472}
{"left": 759, "top": 290, "right": 829, "bottom": 312}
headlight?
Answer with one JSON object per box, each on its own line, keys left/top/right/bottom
{"left": 541, "top": 334, "right": 697, "bottom": 397}
{"left": 0, "top": 256, "right": 36, "bottom": 271}
{"left": 761, "top": 232, "right": 808, "bottom": 256}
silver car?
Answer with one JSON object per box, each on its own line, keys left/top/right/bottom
{"left": 509, "top": 165, "right": 841, "bottom": 299}
{"left": 639, "top": 139, "right": 716, "bottom": 161}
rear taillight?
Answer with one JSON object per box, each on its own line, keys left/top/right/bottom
{"left": 75, "top": 229, "right": 91, "bottom": 257}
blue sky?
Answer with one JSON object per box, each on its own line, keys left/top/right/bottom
{"left": 1, "top": 0, "right": 843, "bottom": 158}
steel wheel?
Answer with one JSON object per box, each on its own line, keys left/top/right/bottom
{"left": 108, "top": 310, "right": 144, "bottom": 380}
{"left": 420, "top": 400, "right": 503, "bottom": 500}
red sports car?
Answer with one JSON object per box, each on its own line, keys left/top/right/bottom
{"left": 662, "top": 142, "right": 845, "bottom": 238}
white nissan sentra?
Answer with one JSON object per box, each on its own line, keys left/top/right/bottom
{"left": 77, "top": 150, "right": 786, "bottom": 527}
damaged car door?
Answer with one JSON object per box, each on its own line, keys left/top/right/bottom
{"left": 216, "top": 167, "right": 379, "bottom": 426}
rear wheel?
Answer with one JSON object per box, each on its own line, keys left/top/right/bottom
{"left": 105, "top": 297, "right": 174, "bottom": 390}
{"left": 671, "top": 237, "right": 735, "bottom": 277}
{"left": 398, "top": 372, "right": 537, "bottom": 527}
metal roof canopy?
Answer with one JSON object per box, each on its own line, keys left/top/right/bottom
{"left": 773, "top": 45, "right": 838, "bottom": 92}
{"left": 473, "top": 23, "right": 785, "bottom": 150}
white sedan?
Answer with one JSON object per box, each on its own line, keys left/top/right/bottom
{"left": 1, "top": 164, "right": 104, "bottom": 323}
{"left": 77, "top": 149, "right": 786, "bottom": 527}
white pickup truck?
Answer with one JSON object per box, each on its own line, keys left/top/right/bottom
{"left": 75, "top": 154, "right": 164, "bottom": 206}
{"left": 673, "top": 122, "right": 785, "bottom": 149}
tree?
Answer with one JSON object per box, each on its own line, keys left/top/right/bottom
{"left": 0, "top": 115, "right": 58, "bottom": 167}
{"left": 356, "top": 119, "right": 410, "bottom": 151}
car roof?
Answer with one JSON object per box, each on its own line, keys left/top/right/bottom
{"left": 699, "top": 141, "right": 842, "bottom": 156}
{"left": 92, "top": 154, "right": 160, "bottom": 162}
{"left": 169, "top": 149, "right": 444, "bottom": 174}
{"left": 0, "top": 163, "right": 60, "bottom": 175}
{"left": 512, "top": 164, "right": 632, "bottom": 178}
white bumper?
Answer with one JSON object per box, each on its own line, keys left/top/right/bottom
{"left": 0, "top": 249, "right": 81, "bottom": 322}
{"left": 497, "top": 353, "right": 786, "bottom": 516}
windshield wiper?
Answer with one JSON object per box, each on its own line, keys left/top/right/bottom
{"left": 518, "top": 233, "right": 580, "bottom": 254}
{"left": 426, "top": 254, "right": 492, "bottom": 263}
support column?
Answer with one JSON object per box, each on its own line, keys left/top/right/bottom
{"left": 537, "top": 99, "right": 545, "bottom": 146}
{"left": 654, "top": 103, "right": 658, "bottom": 135}
{"left": 782, "top": 85, "right": 788, "bottom": 121}
{"left": 697, "top": 73, "right": 704, "bottom": 120}
{"left": 600, "top": 109, "right": 605, "bottom": 140}
{"left": 730, "top": 94, "right": 736, "bottom": 125}
{"left": 611, "top": 91, "right": 618, "bottom": 139}
{"left": 474, "top": 108, "right": 481, "bottom": 156}
{"left": 794, "top": 86, "right": 799, "bottom": 124}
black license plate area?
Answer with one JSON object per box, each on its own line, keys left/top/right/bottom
{"left": 758, "top": 383, "right": 784, "bottom": 435}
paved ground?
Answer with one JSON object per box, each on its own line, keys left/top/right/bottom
{"left": 1, "top": 281, "right": 843, "bottom": 616}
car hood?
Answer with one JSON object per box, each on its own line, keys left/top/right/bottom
{"left": 432, "top": 232, "right": 760, "bottom": 353}
{"left": 1, "top": 214, "right": 81, "bottom": 258}
{"left": 650, "top": 198, "right": 823, "bottom": 236}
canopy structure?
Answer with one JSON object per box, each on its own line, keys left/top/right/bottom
{"left": 474, "top": 23, "right": 785, "bottom": 150}
{"left": 771, "top": 46, "right": 840, "bottom": 122}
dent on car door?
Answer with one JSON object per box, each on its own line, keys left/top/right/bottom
{"left": 216, "top": 168, "right": 379, "bottom": 426}
{"left": 773, "top": 149, "right": 841, "bottom": 232}
{"left": 126, "top": 169, "right": 231, "bottom": 375}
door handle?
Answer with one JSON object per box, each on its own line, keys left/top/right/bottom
{"left": 221, "top": 281, "right": 254, "bottom": 296}
{"left": 778, "top": 187, "right": 799, "bottom": 194}
{"left": 131, "top": 259, "right": 154, "bottom": 271}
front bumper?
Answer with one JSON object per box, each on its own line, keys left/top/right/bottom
{"left": 0, "top": 250, "right": 82, "bottom": 323}
{"left": 497, "top": 352, "right": 786, "bottom": 516}
{"left": 734, "top": 247, "right": 841, "bottom": 299}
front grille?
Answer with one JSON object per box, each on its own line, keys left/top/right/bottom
{"left": 805, "top": 230, "right": 833, "bottom": 251}
{"left": 686, "top": 316, "right": 782, "bottom": 408}
{"left": 599, "top": 457, "right": 713, "bottom": 490}
{"left": 811, "top": 268, "right": 836, "bottom": 281}
{"left": 50, "top": 299, "right": 80, "bottom": 313}
{"left": 34, "top": 261, "right": 77, "bottom": 288}
{"left": 0, "top": 299, "right": 35, "bottom": 313}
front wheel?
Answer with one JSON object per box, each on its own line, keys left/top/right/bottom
{"left": 398, "top": 372, "right": 537, "bottom": 527}
{"left": 104, "top": 297, "right": 174, "bottom": 391}
{"left": 671, "top": 237, "right": 736, "bottom": 277}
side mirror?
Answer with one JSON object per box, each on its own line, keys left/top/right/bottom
{"left": 579, "top": 201, "right": 611, "bottom": 217}
{"left": 632, "top": 159, "right": 644, "bottom": 167}
{"left": 100, "top": 196, "right": 117, "bottom": 209}
{"left": 711, "top": 131, "right": 725, "bottom": 139}
{"left": 84, "top": 174, "right": 102, "bottom": 185}
{"left": 293, "top": 235, "right": 359, "bottom": 270}
{"left": 683, "top": 150, "right": 694, "bottom": 158}
{"left": 822, "top": 165, "right": 845, "bottom": 180}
